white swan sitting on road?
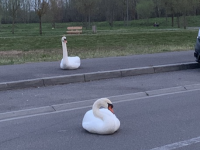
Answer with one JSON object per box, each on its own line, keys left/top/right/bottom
{"left": 60, "top": 36, "right": 80, "bottom": 69}
{"left": 82, "top": 98, "right": 120, "bottom": 134}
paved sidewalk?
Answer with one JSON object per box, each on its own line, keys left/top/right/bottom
{"left": 0, "top": 50, "right": 199, "bottom": 91}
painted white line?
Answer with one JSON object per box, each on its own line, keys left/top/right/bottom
{"left": 1, "top": 88, "right": 200, "bottom": 123}
{"left": 113, "top": 88, "right": 200, "bottom": 104}
{"left": 0, "top": 105, "right": 91, "bottom": 123}
{"left": 149, "top": 136, "right": 200, "bottom": 150}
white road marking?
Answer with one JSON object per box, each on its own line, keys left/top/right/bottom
{"left": 1, "top": 88, "right": 200, "bottom": 123}
{"left": 149, "top": 136, "right": 200, "bottom": 150}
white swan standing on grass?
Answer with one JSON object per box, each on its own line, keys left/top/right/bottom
{"left": 60, "top": 36, "right": 81, "bottom": 69}
{"left": 82, "top": 98, "right": 120, "bottom": 134}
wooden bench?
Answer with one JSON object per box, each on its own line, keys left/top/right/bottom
{"left": 67, "top": 26, "right": 82, "bottom": 34}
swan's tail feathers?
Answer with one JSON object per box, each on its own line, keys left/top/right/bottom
{"left": 75, "top": 56, "right": 81, "bottom": 64}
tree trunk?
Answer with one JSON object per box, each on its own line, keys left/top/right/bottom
{"left": 155, "top": 0, "right": 160, "bottom": 17}
{"left": 171, "top": 14, "right": 174, "bottom": 27}
{"left": 88, "top": 10, "right": 91, "bottom": 29}
{"left": 12, "top": 11, "right": 15, "bottom": 34}
{"left": 39, "top": 16, "right": 42, "bottom": 35}
{"left": 133, "top": 0, "right": 137, "bottom": 20}
{"left": 183, "top": 14, "right": 186, "bottom": 29}
{"left": 85, "top": 16, "right": 88, "bottom": 30}
{"left": 52, "top": 22, "right": 55, "bottom": 29}
{"left": 177, "top": 15, "right": 180, "bottom": 28}
{"left": 123, "top": 16, "right": 126, "bottom": 26}
{"left": 12, "top": 18, "right": 15, "bottom": 34}
{"left": 109, "top": 10, "right": 114, "bottom": 28}
{"left": 126, "top": 0, "right": 128, "bottom": 26}
{"left": 165, "top": 9, "right": 168, "bottom": 23}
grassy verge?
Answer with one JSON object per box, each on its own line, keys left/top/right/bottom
{"left": 0, "top": 17, "right": 198, "bottom": 65}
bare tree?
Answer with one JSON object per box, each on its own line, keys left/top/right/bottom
{"left": 9, "top": 0, "right": 22, "bottom": 34}
{"left": 153, "top": 0, "right": 162, "bottom": 18}
{"left": 35, "top": 0, "right": 49, "bottom": 35}
{"left": 20, "top": 0, "right": 32, "bottom": 23}
{"left": 136, "top": 0, "right": 154, "bottom": 21}
{"left": 75, "top": 0, "right": 97, "bottom": 29}
{"left": 178, "top": 0, "right": 198, "bottom": 29}
{"left": 104, "top": 0, "right": 117, "bottom": 28}
{"left": 0, "top": 0, "right": 200, "bottom": 28}
{"left": 162, "top": 0, "right": 197, "bottom": 28}
{"left": 48, "top": 0, "right": 64, "bottom": 28}
{"left": 0, "top": 0, "right": 3, "bottom": 22}
{"left": 49, "top": 0, "right": 58, "bottom": 28}
{"left": 162, "top": 0, "right": 176, "bottom": 27}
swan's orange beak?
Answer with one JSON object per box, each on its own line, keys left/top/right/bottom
{"left": 108, "top": 104, "right": 114, "bottom": 114}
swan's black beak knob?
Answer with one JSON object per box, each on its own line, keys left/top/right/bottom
{"left": 62, "top": 38, "right": 67, "bottom": 43}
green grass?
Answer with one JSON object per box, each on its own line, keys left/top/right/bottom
{"left": 0, "top": 16, "right": 199, "bottom": 65}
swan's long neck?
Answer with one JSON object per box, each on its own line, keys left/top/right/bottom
{"left": 62, "top": 42, "right": 68, "bottom": 62}
{"left": 92, "top": 100, "right": 104, "bottom": 120}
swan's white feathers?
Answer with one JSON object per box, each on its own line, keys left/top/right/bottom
{"left": 60, "top": 36, "right": 81, "bottom": 70}
{"left": 82, "top": 98, "right": 120, "bottom": 134}
{"left": 60, "top": 57, "right": 80, "bottom": 69}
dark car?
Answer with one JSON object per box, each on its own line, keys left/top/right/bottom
{"left": 194, "top": 30, "right": 200, "bottom": 62}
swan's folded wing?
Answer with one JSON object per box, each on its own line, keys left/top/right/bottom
{"left": 100, "top": 109, "right": 120, "bottom": 132}
{"left": 114, "top": 116, "right": 120, "bottom": 131}
{"left": 68, "top": 57, "right": 81, "bottom": 68}
{"left": 82, "top": 110, "right": 104, "bottom": 134}
{"left": 68, "top": 57, "right": 80, "bottom": 63}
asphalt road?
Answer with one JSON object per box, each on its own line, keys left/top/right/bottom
{"left": 1, "top": 68, "right": 200, "bottom": 114}
{"left": 0, "top": 50, "right": 200, "bottom": 150}
{"left": 0, "top": 89, "right": 200, "bottom": 150}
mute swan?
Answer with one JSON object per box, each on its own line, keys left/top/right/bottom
{"left": 82, "top": 98, "right": 120, "bottom": 134}
{"left": 60, "top": 36, "right": 81, "bottom": 69}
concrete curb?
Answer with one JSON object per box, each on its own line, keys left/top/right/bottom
{"left": 1, "top": 83, "right": 200, "bottom": 121}
{"left": 0, "top": 62, "right": 199, "bottom": 91}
